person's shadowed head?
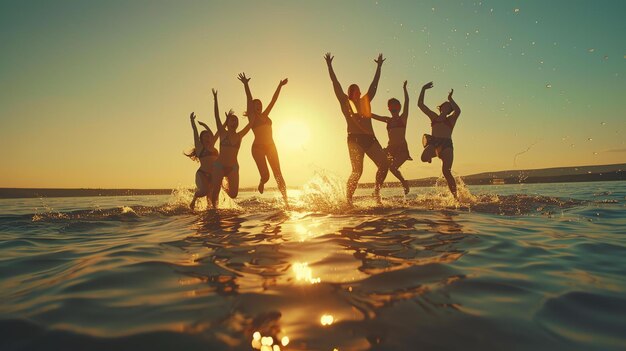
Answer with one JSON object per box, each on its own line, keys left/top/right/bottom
{"left": 348, "top": 84, "right": 361, "bottom": 102}
{"left": 225, "top": 110, "right": 239, "bottom": 131}
{"left": 437, "top": 101, "right": 453, "bottom": 116}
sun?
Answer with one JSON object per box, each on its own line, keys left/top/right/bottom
{"left": 275, "top": 120, "right": 310, "bottom": 149}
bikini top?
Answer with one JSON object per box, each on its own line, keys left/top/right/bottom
{"left": 387, "top": 117, "right": 406, "bottom": 130}
{"left": 252, "top": 115, "right": 272, "bottom": 129}
{"left": 197, "top": 146, "right": 218, "bottom": 158}
{"left": 431, "top": 117, "right": 454, "bottom": 129}
{"left": 220, "top": 134, "right": 241, "bottom": 149}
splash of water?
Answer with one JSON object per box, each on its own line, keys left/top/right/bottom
{"left": 297, "top": 170, "right": 347, "bottom": 212}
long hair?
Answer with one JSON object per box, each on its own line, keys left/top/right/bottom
{"left": 184, "top": 130, "right": 211, "bottom": 162}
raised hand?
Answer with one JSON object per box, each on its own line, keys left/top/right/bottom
{"left": 403, "top": 80, "right": 408, "bottom": 89}
{"left": 448, "top": 89, "right": 454, "bottom": 101}
{"left": 190, "top": 112, "right": 196, "bottom": 121}
{"left": 225, "top": 109, "right": 235, "bottom": 118}
{"left": 374, "top": 53, "right": 386, "bottom": 66}
{"left": 212, "top": 89, "right": 217, "bottom": 98}
{"left": 422, "top": 81, "right": 434, "bottom": 90}
{"left": 237, "top": 72, "right": 250, "bottom": 84}
{"left": 324, "top": 52, "right": 334, "bottom": 65}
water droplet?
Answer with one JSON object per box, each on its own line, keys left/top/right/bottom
{"left": 546, "top": 83, "right": 552, "bottom": 88}
{"left": 514, "top": 8, "right": 520, "bottom": 13}
{"left": 281, "top": 336, "right": 289, "bottom": 346}
{"left": 570, "top": 144, "right": 575, "bottom": 148}
{"left": 603, "top": 55, "right": 608, "bottom": 60}
{"left": 531, "top": 41, "right": 535, "bottom": 45}
{"left": 587, "top": 138, "right": 593, "bottom": 141}
{"left": 588, "top": 48, "right": 595, "bottom": 53}
{"left": 432, "top": 7, "right": 435, "bottom": 11}
{"left": 601, "top": 122, "right": 606, "bottom": 125}
{"left": 593, "top": 152, "right": 598, "bottom": 155}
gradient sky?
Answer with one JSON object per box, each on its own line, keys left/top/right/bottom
{"left": 1, "top": 0, "right": 624, "bottom": 189}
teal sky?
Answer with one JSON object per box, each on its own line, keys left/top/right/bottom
{"left": 1, "top": 0, "right": 624, "bottom": 188}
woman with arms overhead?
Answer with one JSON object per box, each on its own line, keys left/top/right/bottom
{"left": 324, "top": 52, "right": 389, "bottom": 205}
{"left": 418, "top": 82, "right": 461, "bottom": 199}
{"left": 237, "top": 72, "right": 289, "bottom": 208}
{"left": 209, "top": 88, "right": 254, "bottom": 208}
{"left": 371, "top": 80, "right": 412, "bottom": 195}
{"left": 185, "top": 112, "right": 219, "bottom": 210}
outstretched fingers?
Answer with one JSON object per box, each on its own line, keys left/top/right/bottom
{"left": 374, "top": 53, "right": 386, "bottom": 65}
{"left": 324, "top": 52, "right": 334, "bottom": 64}
{"left": 237, "top": 72, "right": 250, "bottom": 84}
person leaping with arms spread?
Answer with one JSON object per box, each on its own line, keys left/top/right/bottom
{"left": 237, "top": 72, "right": 290, "bottom": 208}
{"left": 418, "top": 82, "right": 461, "bottom": 199}
{"left": 371, "top": 80, "right": 412, "bottom": 195}
{"left": 324, "top": 52, "right": 389, "bottom": 205}
{"left": 209, "top": 88, "right": 255, "bottom": 208}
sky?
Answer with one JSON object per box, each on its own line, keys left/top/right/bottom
{"left": 0, "top": 0, "right": 624, "bottom": 189}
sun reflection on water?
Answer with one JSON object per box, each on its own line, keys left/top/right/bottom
{"left": 292, "top": 262, "right": 321, "bottom": 284}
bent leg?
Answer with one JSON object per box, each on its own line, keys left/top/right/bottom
{"left": 226, "top": 169, "right": 240, "bottom": 199}
{"left": 365, "top": 142, "right": 389, "bottom": 201}
{"left": 210, "top": 168, "right": 225, "bottom": 208}
{"left": 266, "top": 143, "right": 289, "bottom": 207}
{"left": 421, "top": 145, "right": 436, "bottom": 163}
{"left": 439, "top": 148, "right": 457, "bottom": 199}
{"left": 389, "top": 156, "right": 409, "bottom": 194}
{"left": 347, "top": 141, "right": 364, "bottom": 205}
{"left": 252, "top": 145, "right": 270, "bottom": 193}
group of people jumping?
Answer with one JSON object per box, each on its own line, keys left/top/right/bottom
{"left": 185, "top": 52, "right": 461, "bottom": 210}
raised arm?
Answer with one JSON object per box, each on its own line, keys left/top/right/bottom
{"left": 263, "top": 78, "right": 288, "bottom": 116}
{"left": 212, "top": 89, "right": 226, "bottom": 137}
{"left": 448, "top": 89, "right": 461, "bottom": 121}
{"left": 371, "top": 113, "right": 391, "bottom": 123}
{"left": 237, "top": 73, "right": 254, "bottom": 117}
{"left": 190, "top": 112, "right": 201, "bottom": 148}
{"left": 418, "top": 82, "right": 438, "bottom": 119}
{"left": 324, "top": 52, "right": 346, "bottom": 102}
{"left": 366, "top": 53, "right": 385, "bottom": 101}
{"left": 401, "top": 80, "right": 409, "bottom": 119}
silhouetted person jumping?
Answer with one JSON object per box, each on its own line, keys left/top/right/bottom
{"left": 209, "top": 88, "right": 255, "bottom": 208}
{"left": 371, "top": 80, "right": 412, "bottom": 195}
{"left": 418, "top": 82, "right": 461, "bottom": 199}
{"left": 324, "top": 52, "right": 389, "bottom": 205}
{"left": 185, "top": 112, "right": 219, "bottom": 210}
{"left": 237, "top": 73, "right": 290, "bottom": 208}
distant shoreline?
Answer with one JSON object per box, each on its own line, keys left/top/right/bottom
{"left": 1, "top": 163, "right": 624, "bottom": 199}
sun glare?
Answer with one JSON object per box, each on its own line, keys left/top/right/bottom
{"left": 275, "top": 120, "right": 310, "bottom": 149}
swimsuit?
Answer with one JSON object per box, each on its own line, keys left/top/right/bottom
{"left": 197, "top": 146, "right": 218, "bottom": 158}
{"left": 347, "top": 133, "right": 381, "bottom": 151}
{"left": 214, "top": 161, "right": 239, "bottom": 176}
{"left": 385, "top": 118, "right": 412, "bottom": 161}
{"left": 387, "top": 117, "right": 406, "bottom": 130}
{"left": 220, "top": 134, "right": 241, "bottom": 149}
{"left": 252, "top": 116, "right": 272, "bottom": 129}
{"left": 422, "top": 134, "right": 454, "bottom": 150}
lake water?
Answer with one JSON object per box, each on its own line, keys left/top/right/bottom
{"left": 1, "top": 178, "right": 625, "bottom": 350}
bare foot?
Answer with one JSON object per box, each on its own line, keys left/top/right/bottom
{"left": 402, "top": 181, "right": 410, "bottom": 195}
{"left": 189, "top": 199, "right": 196, "bottom": 210}
{"left": 258, "top": 181, "right": 265, "bottom": 194}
